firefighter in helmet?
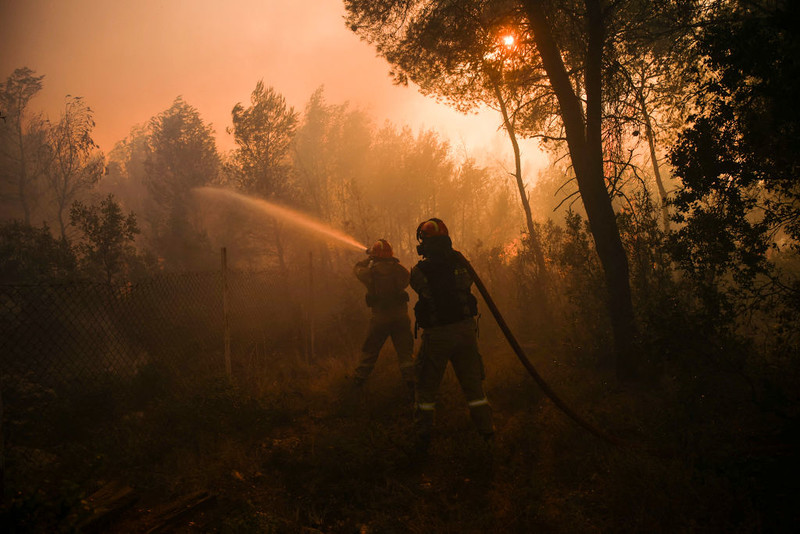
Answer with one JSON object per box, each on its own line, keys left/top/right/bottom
{"left": 410, "top": 218, "right": 494, "bottom": 453}
{"left": 352, "top": 239, "right": 415, "bottom": 389}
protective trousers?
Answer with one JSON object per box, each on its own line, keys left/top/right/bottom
{"left": 355, "top": 313, "right": 415, "bottom": 382}
{"left": 414, "top": 317, "right": 493, "bottom": 441}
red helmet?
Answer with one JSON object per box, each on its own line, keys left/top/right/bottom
{"left": 369, "top": 239, "right": 393, "bottom": 258}
{"left": 416, "top": 218, "right": 449, "bottom": 241}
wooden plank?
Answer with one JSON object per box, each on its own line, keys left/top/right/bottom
{"left": 145, "top": 491, "right": 217, "bottom": 533}
{"left": 78, "top": 481, "right": 138, "bottom": 533}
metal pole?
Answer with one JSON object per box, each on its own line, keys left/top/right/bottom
{"left": 308, "top": 251, "right": 315, "bottom": 361}
{"left": 221, "top": 247, "right": 231, "bottom": 381}
{"left": 0, "top": 380, "right": 5, "bottom": 501}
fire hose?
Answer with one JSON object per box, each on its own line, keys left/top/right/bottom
{"left": 455, "top": 250, "right": 631, "bottom": 450}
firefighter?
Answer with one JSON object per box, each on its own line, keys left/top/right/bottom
{"left": 411, "top": 218, "right": 494, "bottom": 453}
{"left": 352, "top": 239, "right": 415, "bottom": 390}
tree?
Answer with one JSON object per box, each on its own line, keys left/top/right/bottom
{"left": 293, "top": 87, "right": 336, "bottom": 219}
{"left": 101, "top": 124, "right": 150, "bottom": 217}
{"left": 229, "top": 81, "right": 298, "bottom": 199}
{"left": 365, "top": 124, "right": 454, "bottom": 255}
{"left": 669, "top": 0, "right": 800, "bottom": 318}
{"left": 224, "top": 82, "right": 300, "bottom": 272}
{"left": 70, "top": 194, "right": 141, "bottom": 285}
{"left": 44, "top": 96, "right": 104, "bottom": 238}
{"left": 144, "top": 97, "right": 219, "bottom": 269}
{"left": 293, "top": 87, "right": 373, "bottom": 225}
{"left": 0, "top": 220, "right": 76, "bottom": 283}
{"left": 350, "top": 1, "right": 551, "bottom": 276}
{"left": 344, "top": 0, "right": 700, "bottom": 378}
{"left": 0, "top": 68, "right": 46, "bottom": 224}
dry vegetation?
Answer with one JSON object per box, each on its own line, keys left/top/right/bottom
{"left": 3, "top": 2, "right": 800, "bottom": 528}
{"left": 3, "top": 273, "right": 796, "bottom": 533}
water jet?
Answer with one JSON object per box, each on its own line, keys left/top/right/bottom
{"left": 192, "top": 186, "right": 367, "bottom": 251}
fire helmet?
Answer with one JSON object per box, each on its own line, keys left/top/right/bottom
{"left": 415, "top": 218, "right": 449, "bottom": 242}
{"left": 368, "top": 239, "right": 393, "bottom": 258}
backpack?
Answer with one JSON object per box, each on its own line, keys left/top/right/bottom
{"left": 414, "top": 255, "right": 477, "bottom": 328}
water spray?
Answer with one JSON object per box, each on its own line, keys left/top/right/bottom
{"left": 192, "top": 186, "right": 367, "bottom": 251}
{"left": 193, "top": 187, "right": 643, "bottom": 451}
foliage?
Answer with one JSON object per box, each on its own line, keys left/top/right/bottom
{"left": 3, "top": 6, "right": 800, "bottom": 530}
{"left": 0, "top": 220, "right": 76, "bottom": 283}
{"left": 293, "top": 87, "right": 373, "bottom": 223}
{"left": 100, "top": 124, "right": 150, "bottom": 215}
{"left": 344, "top": 0, "right": 704, "bottom": 377}
{"left": 292, "top": 86, "right": 521, "bottom": 262}
{"left": 143, "top": 97, "right": 219, "bottom": 269}
{"left": 228, "top": 80, "right": 299, "bottom": 199}
{"left": 0, "top": 68, "right": 44, "bottom": 125}
{"left": 526, "top": 211, "right": 610, "bottom": 352}
{"left": 0, "top": 68, "right": 47, "bottom": 224}
{"left": 44, "top": 96, "right": 104, "bottom": 238}
{"left": 669, "top": 0, "right": 800, "bottom": 321}
{"left": 69, "top": 194, "right": 142, "bottom": 284}
{"left": 145, "top": 97, "right": 219, "bottom": 203}
{"left": 4, "top": 294, "right": 797, "bottom": 532}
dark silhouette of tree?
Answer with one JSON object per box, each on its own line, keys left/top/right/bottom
{"left": 144, "top": 97, "right": 219, "bottom": 269}
{"left": 670, "top": 0, "right": 800, "bottom": 319}
{"left": 102, "top": 124, "right": 150, "bottom": 218}
{"left": 0, "top": 68, "right": 46, "bottom": 224}
{"left": 601, "top": 19, "right": 697, "bottom": 233}
{"left": 70, "top": 194, "right": 140, "bottom": 285}
{"left": 45, "top": 96, "right": 104, "bottom": 239}
{"left": 0, "top": 220, "right": 76, "bottom": 283}
{"left": 344, "top": 0, "right": 700, "bottom": 378}
{"left": 349, "top": 1, "right": 551, "bottom": 276}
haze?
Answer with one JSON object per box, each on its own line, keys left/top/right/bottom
{"left": 4, "top": 2, "right": 800, "bottom": 531}
{"left": 0, "top": 0, "right": 543, "bottom": 170}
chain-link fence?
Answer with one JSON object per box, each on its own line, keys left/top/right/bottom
{"left": 0, "top": 271, "right": 286, "bottom": 392}
{"left": 1, "top": 256, "right": 370, "bottom": 499}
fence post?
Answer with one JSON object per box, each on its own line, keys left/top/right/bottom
{"left": 1, "top": 381, "right": 5, "bottom": 501}
{"left": 221, "top": 247, "right": 232, "bottom": 381}
{"left": 308, "top": 251, "right": 315, "bottom": 361}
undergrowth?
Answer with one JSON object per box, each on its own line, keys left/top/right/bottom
{"left": 3, "top": 333, "right": 799, "bottom": 532}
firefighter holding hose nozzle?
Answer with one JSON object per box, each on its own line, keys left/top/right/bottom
{"left": 411, "top": 218, "right": 494, "bottom": 455}
{"left": 352, "top": 239, "right": 416, "bottom": 393}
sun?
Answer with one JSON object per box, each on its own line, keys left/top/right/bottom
{"left": 502, "top": 34, "right": 515, "bottom": 47}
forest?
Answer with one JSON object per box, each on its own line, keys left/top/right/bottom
{"left": 1, "top": 0, "right": 798, "bottom": 532}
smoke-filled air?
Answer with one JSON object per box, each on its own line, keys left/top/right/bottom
{"left": 1, "top": 1, "right": 798, "bottom": 532}
{"left": 192, "top": 187, "right": 367, "bottom": 251}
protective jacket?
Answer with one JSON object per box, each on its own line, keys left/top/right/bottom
{"left": 354, "top": 257, "right": 410, "bottom": 318}
{"left": 410, "top": 250, "right": 478, "bottom": 329}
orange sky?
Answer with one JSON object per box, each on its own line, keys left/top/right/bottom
{"left": 1, "top": 0, "right": 544, "bottom": 174}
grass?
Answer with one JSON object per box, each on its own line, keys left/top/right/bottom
{"left": 2, "top": 330, "right": 799, "bottom": 533}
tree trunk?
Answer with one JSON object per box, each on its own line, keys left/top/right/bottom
{"left": 638, "top": 92, "right": 671, "bottom": 233}
{"left": 15, "top": 109, "right": 31, "bottom": 224}
{"left": 57, "top": 199, "right": 67, "bottom": 240}
{"left": 490, "top": 78, "right": 547, "bottom": 279}
{"left": 274, "top": 223, "right": 287, "bottom": 276}
{"left": 523, "top": 0, "right": 638, "bottom": 379}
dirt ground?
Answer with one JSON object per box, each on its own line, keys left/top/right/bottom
{"left": 6, "top": 341, "right": 796, "bottom": 533}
